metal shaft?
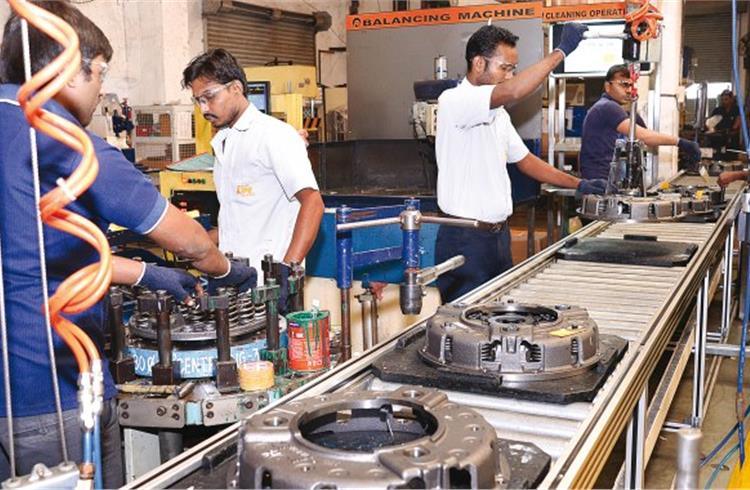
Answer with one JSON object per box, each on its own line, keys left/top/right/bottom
{"left": 266, "top": 288, "right": 280, "bottom": 351}
{"left": 108, "top": 288, "right": 125, "bottom": 361}
{"left": 675, "top": 428, "right": 701, "bottom": 490}
{"left": 156, "top": 291, "right": 173, "bottom": 368}
{"left": 214, "top": 296, "right": 230, "bottom": 363}
{"left": 358, "top": 290, "right": 378, "bottom": 351}
{"left": 340, "top": 288, "right": 351, "bottom": 361}
{"left": 262, "top": 254, "right": 274, "bottom": 284}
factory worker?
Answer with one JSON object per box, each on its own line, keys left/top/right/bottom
{"left": 435, "top": 23, "right": 608, "bottom": 302}
{"left": 182, "top": 49, "right": 324, "bottom": 313}
{"left": 0, "top": 2, "right": 253, "bottom": 485}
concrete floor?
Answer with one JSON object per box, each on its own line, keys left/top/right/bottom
{"left": 644, "top": 298, "right": 750, "bottom": 489}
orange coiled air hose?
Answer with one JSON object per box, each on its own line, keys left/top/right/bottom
{"left": 8, "top": 0, "right": 111, "bottom": 373}
{"left": 624, "top": 0, "right": 663, "bottom": 42}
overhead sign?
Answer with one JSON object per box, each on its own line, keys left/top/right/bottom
{"left": 347, "top": 1, "right": 626, "bottom": 31}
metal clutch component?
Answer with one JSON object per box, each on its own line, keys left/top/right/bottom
{"left": 128, "top": 288, "right": 265, "bottom": 342}
{"left": 420, "top": 303, "right": 601, "bottom": 382}
{"left": 579, "top": 193, "right": 687, "bottom": 222}
{"left": 235, "top": 387, "right": 550, "bottom": 489}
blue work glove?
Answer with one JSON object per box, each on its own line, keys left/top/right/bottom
{"left": 577, "top": 179, "right": 608, "bottom": 196}
{"left": 556, "top": 23, "right": 588, "bottom": 57}
{"left": 678, "top": 138, "right": 702, "bottom": 163}
{"left": 137, "top": 264, "right": 198, "bottom": 302}
{"left": 208, "top": 258, "right": 257, "bottom": 294}
{"left": 278, "top": 263, "right": 291, "bottom": 315}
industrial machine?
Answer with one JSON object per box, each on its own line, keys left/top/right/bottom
{"left": 111, "top": 254, "right": 328, "bottom": 479}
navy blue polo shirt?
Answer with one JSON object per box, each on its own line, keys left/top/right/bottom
{"left": 579, "top": 93, "right": 645, "bottom": 180}
{"left": 0, "top": 84, "right": 167, "bottom": 417}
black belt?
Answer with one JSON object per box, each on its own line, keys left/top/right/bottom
{"left": 438, "top": 211, "right": 508, "bottom": 234}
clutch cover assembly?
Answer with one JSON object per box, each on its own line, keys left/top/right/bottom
{"left": 420, "top": 303, "right": 600, "bottom": 382}
{"left": 235, "top": 387, "right": 550, "bottom": 489}
{"left": 372, "top": 302, "right": 627, "bottom": 403}
{"left": 579, "top": 193, "right": 686, "bottom": 222}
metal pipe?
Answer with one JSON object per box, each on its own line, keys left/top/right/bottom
{"left": 340, "top": 288, "right": 351, "bottom": 361}
{"left": 214, "top": 292, "right": 230, "bottom": 363}
{"left": 421, "top": 215, "right": 484, "bottom": 228}
{"left": 675, "top": 428, "right": 701, "bottom": 490}
{"left": 416, "top": 255, "right": 466, "bottom": 285}
{"left": 108, "top": 288, "right": 125, "bottom": 361}
{"left": 706, "top": 343, "right": 750, "bottom": 357}
{"left": 156, "top": 291, "right": 172, "bottom": 369}
{"left": 336, "top": 217, "right": 400, "bottom": 232}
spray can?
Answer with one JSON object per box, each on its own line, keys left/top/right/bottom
{"left": 434, "top": 55, "right": 448, "bottom": 80}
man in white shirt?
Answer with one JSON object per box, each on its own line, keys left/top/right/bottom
{"left": 436, "top": 24, "right": 606, "bottom": 302}
{"left": 182, "top": 49, "right": 324, "bottom": 311}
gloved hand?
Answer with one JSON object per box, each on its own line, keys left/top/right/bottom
{"left": 577, "top": 178, "right": 608, "bottom": 196}
{"left": 208, "top": 258, "right": 257, "bottom": 294}
{"left": 278, "top": 263, "right": 291, "bottom": 315}
{"left": 678, "top": 138, "right": 702, "bottom": 163}
{"left": 137, "top": 264, "right": 198, "bottom": 302}
{"left": 555, "top": 23, "right": 588, "bottom": 57}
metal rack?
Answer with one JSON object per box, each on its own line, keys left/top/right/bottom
{"left": 133, "top": 105, "right": 196, "bottom": 167}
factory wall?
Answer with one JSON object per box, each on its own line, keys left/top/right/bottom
{"left": 0, "top": 0, "right": 348, "bottom": 106}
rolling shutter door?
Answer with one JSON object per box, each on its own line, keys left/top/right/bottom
{"left": 684, "top": 13, "right": 732, "bottom": 83}
{"left": 205, "top": 2, "right": 316, "bottom": 67}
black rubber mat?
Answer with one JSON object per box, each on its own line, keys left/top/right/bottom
{"left": 556, "top": 237, "right": 698, "bottom": 267}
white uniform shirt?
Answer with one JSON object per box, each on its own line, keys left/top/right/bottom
{"left": 436, "top": 78, "right": 529, "bottom": 223}
{"left": 211, "top": 103, "right": 319, "bottom": 273}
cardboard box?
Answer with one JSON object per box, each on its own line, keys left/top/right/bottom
{"left": 511, "top": 228, "right": 548, "bottom": 264}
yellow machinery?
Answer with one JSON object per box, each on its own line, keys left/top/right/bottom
{"left": 194, "top": 65, "right": 318, "bottom": 152}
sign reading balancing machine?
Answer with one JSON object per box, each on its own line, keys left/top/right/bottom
{"left": 346, "top": 1, "right": 627, "bottom": 31}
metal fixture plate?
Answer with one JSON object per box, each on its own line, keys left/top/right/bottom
{"left": 557, "top": 237, "right": 698, "bottom": 267}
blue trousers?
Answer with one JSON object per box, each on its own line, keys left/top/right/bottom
{"left": 435, "top": 224, "right": 513, "bottom": 303}
{"left": 0, "top": 399, "right": 122, "bottom": 488}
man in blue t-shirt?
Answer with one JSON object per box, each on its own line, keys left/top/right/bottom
{"left": 579, "top": 64, "right": 701, "bottom": 181}
{"left": 0, "top": 2, "right": 254, "bottom": 486}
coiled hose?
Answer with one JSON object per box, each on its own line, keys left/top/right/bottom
{"left": 7, "top": 0, "right": 111, "bottom": 486}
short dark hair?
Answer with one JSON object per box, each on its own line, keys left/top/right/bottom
{"left": 605, "top": 64, "right": 630, "bottom": 82}
{"left": 465, "top": 25, "right": 518, "bottom": 72}
{"left": 182, "top": 49, "right": 248, "bottom": 96}
{"left": 0, "top": 0, "right": 112, "bottom": 84}
{"left": 720, "top": 89, "right": 734, "bottom": 98}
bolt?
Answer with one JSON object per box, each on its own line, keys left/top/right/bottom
{"left": 172, "top": 404, "right": 180, "bottom": 411}
{"left": 120, "top": 403, "right": 128, "bottom": 410}
{"left": 157, "top": 406, "right": 167, "bottom": 416}
{"left": 122, "top": 412, "right": 129, "bottom": 420}
{"left": 206, "top": 411, "right": 214, "bottom": 419}
{"left": 206, "top": 402, "right": 214, "bottom": 409}
{"left": 244, "top": 401, "right": 254, "bottom": 410}
{"left": 171, "top": 413, "right": 180, "bottom": 420}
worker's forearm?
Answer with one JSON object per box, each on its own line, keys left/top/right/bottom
{"left": 111, "top": 256, "right": 145, "bottom": 285}
{"left": 490, "top": 50, "right": 564, "bottom": 108}
{"left": 636, "top": 127, "right": 678, "bottom": 147}
{"left": 147, "top": 205, "right": 228, "bottom": 276}
{"left": 283, "top": 198, "right": 324, "bottom": 265}
{"left": 516, "top": 154, "right": 580, "bottom": 189}
{"left": 617, "top": 120, "right": 678, "bottom": 147}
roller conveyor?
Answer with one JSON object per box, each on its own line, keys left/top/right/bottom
{"left": 125, "top": 186, "right": 743, "bottom": 490}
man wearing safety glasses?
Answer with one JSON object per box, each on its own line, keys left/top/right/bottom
{"left": 579, "top": 64, "right": 701, "bottom": 181}
{"left": 435, "top": 23, "right": 608, "bottom": 302}
{"left": 182, "top": 49, "right": 324, "bottom": 313}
